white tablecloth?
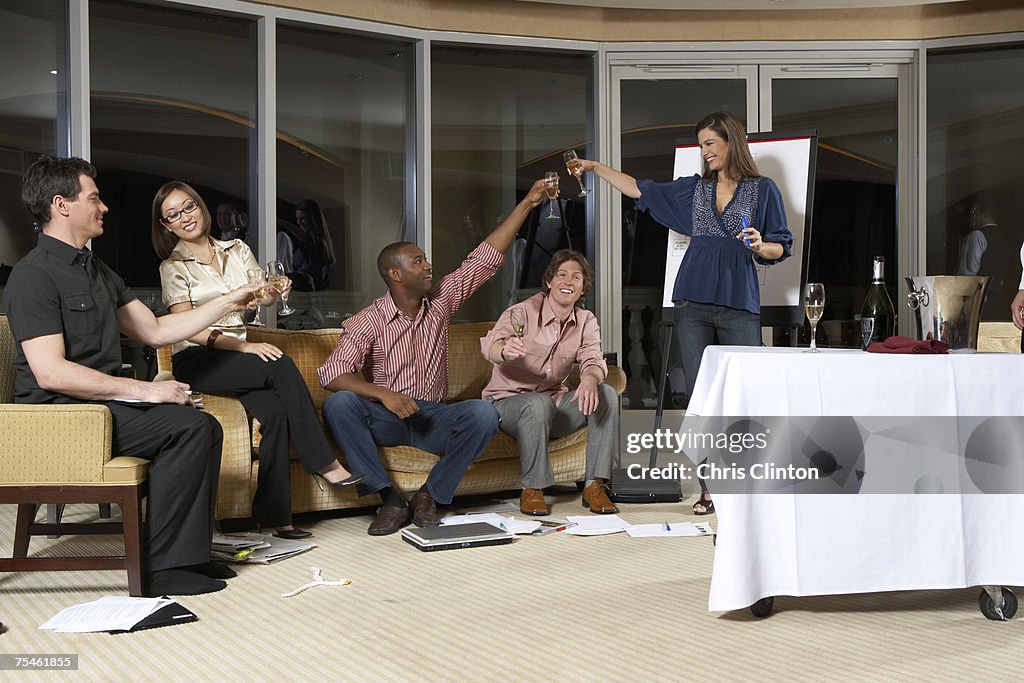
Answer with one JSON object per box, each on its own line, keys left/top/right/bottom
{"left": 687, "top": 346, "right": 1024, "bottom": 612}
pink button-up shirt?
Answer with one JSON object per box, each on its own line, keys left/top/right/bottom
{"left": 317, "top": 242, "right": 503, "bottom": 401}
{"left": 481, "top": 291, "right": 607, "bottom": 406}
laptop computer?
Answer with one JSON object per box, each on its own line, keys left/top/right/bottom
{"left": 401, "top": 522, "right": 514, "bottom": 552}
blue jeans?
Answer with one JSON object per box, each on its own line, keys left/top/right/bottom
{"left": 674, "top": 300, "right": 761, "bottom": 398}
{"left": 321, "top": 392, "right": 499, "bottom": 504}
{"left": 675, "top": 300, "right": 760, "bottom": 494}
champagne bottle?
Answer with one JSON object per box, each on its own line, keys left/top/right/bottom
{"left": 860, "top": 256, "right": 896, "bottom": 344}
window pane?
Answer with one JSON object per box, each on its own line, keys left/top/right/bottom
{"left": 276, "top": 24, "right": 412, "bottom": 326}
{"left": 0, "top": 0, "right": 63, "bottom": 280}
{"left": 89, "top": 0, "right": 255, "bottom": 301}
{"left": 772, "top": 77, "right": 898, "bottom": 346}
{"left": 432, "top": 46, "right": 592, "bottom": 323}
{"left": 927, "top": 44, "right": 1024, "bottom": 321}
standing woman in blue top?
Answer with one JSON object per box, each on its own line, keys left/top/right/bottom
{"left": 578, "top": 111, "right": 793, "bottom": 515}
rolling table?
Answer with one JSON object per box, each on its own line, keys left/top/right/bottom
{"left": 686, "top": 346, "right": 1024, "bottom": 618}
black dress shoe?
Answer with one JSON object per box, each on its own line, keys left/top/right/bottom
{"left": 410, "top": 491, "right": 441, "bottom": 527}
{"left": 145, "top": 569, "right": 226, "bottom": 597}
{"left": 185, "top": 561, "right": 237, "bottom": 579}
{"left": 367, "top": 504, "right": 410, "bottom": 536}
{"left": 274, "top": 527, "right": 313, "bottom": 539}
{"left": 314, "top": 472, "right": 368, "bottom": 491}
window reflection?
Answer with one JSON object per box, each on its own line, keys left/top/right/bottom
{"left": 277, "top": 24, "right": 412, "bottom": 328}
{"left": 89, "top": 0, "right": 255, "bottom": 303}
{"left": 432, "top": 46, "right": 592, "bottom": 323}
{"left": 927, "top": 45, "right": 1024, "bottom": 322}
{"left": 0, "top": 0, "right": 62, "bottom": 289}
{"left": 772, "top": 77, "right": 898, "bottom": 346}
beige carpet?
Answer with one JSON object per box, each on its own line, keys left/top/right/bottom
{"left": 1, "top": 488, "right": 1022, "bottom": 682}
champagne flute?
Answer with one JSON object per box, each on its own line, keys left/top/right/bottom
{"left": 563, "top": 150, "right": 589, "bottom": 197}
{"left": 860, "top": 316, "right": 875, "bottom": 351}
{"left": 246, "top": 268, "right": 267, "bottom": 327}
{"left": 804, "top": 283, "right": 825, "bottom": 353}
{"left": 544, "top": 172, "right": 560, "bottom": 220}
{"left": 509, "top": 307, "right": 526, "bottom": 339}
{"left": 267, "top": 260, "right": 295, "bottom": 316}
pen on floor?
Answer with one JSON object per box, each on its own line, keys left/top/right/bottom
{"left": 664, "top": 522, "right": 671, "bottom": 532}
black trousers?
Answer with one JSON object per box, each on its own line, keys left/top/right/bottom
{"left": 171, "top": 347, "right": 336, "bottom": 526}
{"left": 107, "top": 402, "right": 221, "bottom": 573}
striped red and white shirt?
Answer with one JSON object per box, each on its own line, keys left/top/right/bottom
{"left": 317, "top": 242, "right": 504, "bottom": 401}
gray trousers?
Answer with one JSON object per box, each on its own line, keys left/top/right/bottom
{"left": 492, "top": 384, "right": 618, "bottom": 490}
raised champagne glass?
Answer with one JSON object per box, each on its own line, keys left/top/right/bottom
{"left": 267, "top": 260, "right": 294, "bottom": 316}
{"left": 563, "top": 150, "right": 589, "bottom": 197}
{"left": 544, "top": 172, "right": 560, "bottom": 219}
{"left": 804, "top": 282, "right": 825, "bottom": 353}
{"left": 246, "top": 268, "right": 267, "bottom": 327}
{"left": 509, "top": 307, "right": 526, "bottom": 339}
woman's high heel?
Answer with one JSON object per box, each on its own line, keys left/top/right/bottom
{"left": 313, "top": 471, "right": 367, "bottom": 492}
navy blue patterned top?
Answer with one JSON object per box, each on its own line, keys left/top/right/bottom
{"left": 636, "top": 174, "right": 792, "bottom": 314}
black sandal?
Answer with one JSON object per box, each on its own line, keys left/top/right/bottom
{"left": 692, "top": 496, "right": 715, "bottom": 516}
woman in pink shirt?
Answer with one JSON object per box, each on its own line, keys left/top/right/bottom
{"left": 481, "top": 250, "right": 619, "bottom": 517}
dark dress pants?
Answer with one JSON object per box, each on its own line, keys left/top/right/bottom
{"left": 171, "top": 347, "right": 337, "bottom": 527}
{"left": 107, "top": 402, "right": 221, "bottom": 573}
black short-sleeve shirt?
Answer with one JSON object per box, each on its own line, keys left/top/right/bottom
{"left": 2, "top": 233, "right": 135, "bottom": 404}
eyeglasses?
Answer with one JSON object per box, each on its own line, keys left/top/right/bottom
{"left": 161, "top": 199, "right": 199, "bottom": 225}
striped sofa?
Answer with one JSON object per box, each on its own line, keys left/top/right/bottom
{"left": 158, "top": 322, "right": 626, "bottom": 522}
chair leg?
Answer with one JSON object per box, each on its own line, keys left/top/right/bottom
{"left": 98, "top": 504, "right": 112, "bottom": 519}
{"left": 120, "top": 488, "right": 145, "bottom": 597}
{"left": 13, "top": 503, "right": 37, "bottom": 558}
{"left": 47, "top": 503, "right": 64, "bottom": 539}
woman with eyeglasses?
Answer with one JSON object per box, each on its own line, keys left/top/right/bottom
{"left": 151, "top": 181, "right": 365, "bottom": 539}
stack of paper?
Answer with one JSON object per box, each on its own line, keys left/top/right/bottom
{"left": 212, "top": 532, "right": 316, "bottom": 564}
{"left": 624, "top": 521, "right": 714, "bottom": 537}
{"left": 40, "top": 597, "right": 179, "bottom": 633}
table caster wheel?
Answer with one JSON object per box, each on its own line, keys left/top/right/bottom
{"left": 979, "top": 587, "right": 1017, "bottom": 621}
{"left": 750, "top": 597, "right": 774, "bottom": 618}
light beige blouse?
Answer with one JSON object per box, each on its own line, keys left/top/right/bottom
{"left": 159, "top": 237, "right": 258, "bottom": 355}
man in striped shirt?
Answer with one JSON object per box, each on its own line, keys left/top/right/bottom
{"left": 318, "top": 178, "right": 550, "bottom": 536}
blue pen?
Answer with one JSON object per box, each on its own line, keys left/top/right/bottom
{"left": 740, "top": 216, "right": 751, "bottom": 247}
{"left": 664, "top": 522, "right": 671, "bottom": 532}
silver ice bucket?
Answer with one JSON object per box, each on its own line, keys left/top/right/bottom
{"left": 905, "top": 275, "right": 990, "bottom": 351}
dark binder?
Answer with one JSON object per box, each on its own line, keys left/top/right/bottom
{"left": 109, "top": 601, "right": 197, "bottom": 633}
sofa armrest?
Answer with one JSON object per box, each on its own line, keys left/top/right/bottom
{"left": 0, "top": 404, "right": 112, "bottom": 483}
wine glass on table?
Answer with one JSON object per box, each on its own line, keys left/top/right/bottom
{"left": 804, "top": 283, "right": 825, "bottom": 353}
{"left": 509, "top": 307, "right": 526, "bottom": 339}
{"left": 543, "top": 172, "right": 560, "bottom": 220}
{"left": 246, "top": 268, "right": 268, "bottom": 327}
{"left": 563, "top": 150, "right": 589, "bottom": 197}
{"left": 267, "top": 260, "right": 295, "bottom": 316}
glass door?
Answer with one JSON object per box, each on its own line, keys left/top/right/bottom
{"left": 761, "top": 65, "right": 900, "bottom": 348}
{"left": 609, "top": 65, "right": 757, "bottom": 410}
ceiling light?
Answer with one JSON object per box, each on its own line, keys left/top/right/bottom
{"left": 49, "top": 70, "right": 57, "bottom": 75}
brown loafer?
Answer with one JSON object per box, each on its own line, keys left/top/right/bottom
{"left": 581, "top": 481, "right": 618, "bottom": 514}
{"left": 410, "top": 491, "right": 441, "bottom": 527}
{"left": 520, "top": 488, "right": 550, "bottom": 516}
{"left": 367, "top": 504, "right": 410, "bottom": 536}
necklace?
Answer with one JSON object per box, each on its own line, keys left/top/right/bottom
{"left": 186, "top": 240, "right": 216, "bottom": 266}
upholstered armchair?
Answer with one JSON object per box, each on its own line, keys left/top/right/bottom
{"left": 0, "top": 314, "right": 148, "bottom": 596}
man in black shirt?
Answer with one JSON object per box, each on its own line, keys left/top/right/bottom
{"left": 3, "top": 156, "right": 257, "bottom": 597}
